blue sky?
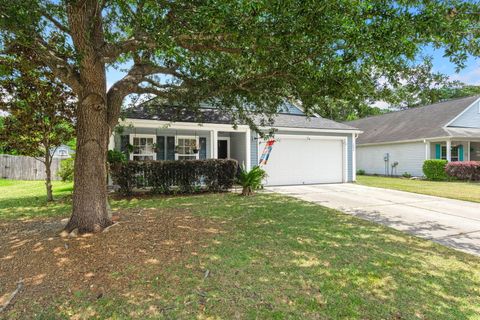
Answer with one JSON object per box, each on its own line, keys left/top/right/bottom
{"left": 425, "top": 48, "right": 480, "bottom": 85}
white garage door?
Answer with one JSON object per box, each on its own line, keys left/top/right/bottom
{"left": 259, "top": 135, "right": 344, "bottom": 186}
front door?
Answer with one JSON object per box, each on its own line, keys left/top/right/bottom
{"left": 218, "top": 139, "right": 229, "bottom": 159}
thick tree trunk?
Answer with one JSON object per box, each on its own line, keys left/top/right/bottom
{"left": 65, "top": 93, "right": 112, "bottom": 233}
{"left": 64, "top": 0, "right": 113, "bottom": 233}
{"left": 44, "top": 155, "right": 53, "bottom": 202}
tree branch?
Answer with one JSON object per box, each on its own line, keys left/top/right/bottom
{"left": 177, "top": 42, "right": 242, "bottom": 54}
{"left": 40, "top": 10, "right": 70, "bottom": 34}
{"left": 106, "top": 62, "right": 183, "bottom": 129}
{"left": 31, "top": 37, "right": 81, "bottom": 93}
{"left": 102, "top": 33, "right": 242, "bottom": 64}
{"left": 102, "top": 37, "right": 157, "bottom": 63}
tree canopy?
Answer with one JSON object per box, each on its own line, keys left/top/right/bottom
{"left": 1, "top": 1, "right": 479, "bottom": 124}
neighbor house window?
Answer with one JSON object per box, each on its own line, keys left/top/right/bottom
{"left": 131, "top": 135, "right": 156, "bottom": 161}
{"left": 176, "top": 137, "right": 199, "bottom": 160}
{"left": 441, "top": 146, "right": 459, "bottom": 161}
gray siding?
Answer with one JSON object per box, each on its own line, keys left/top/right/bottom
{"left": 449, "top": 99, "right": 480, "bottom": 128}
{"left": 347, "top": 135, "right": 353, "bottom": 181}
{"left": 230, "top": 132, "right": 247, "bottom": 167}
{"left": 250, "top": 130, "right": 258, "bottom": 167}
{"left": 357, "top": 141, "right": 426, "bottom": 177}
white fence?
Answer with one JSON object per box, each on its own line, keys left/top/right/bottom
{"left": 0, "top": 154, "right": 62, "bottom": 180}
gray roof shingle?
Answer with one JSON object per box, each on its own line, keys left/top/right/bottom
{"left": 345, "top": 96, "right": 480, "bottom": 144}
{"left": 124, "top": 105, "right": 358, "bottom": 131}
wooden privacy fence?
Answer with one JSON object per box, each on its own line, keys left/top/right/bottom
{"left": 0, "top": 154, "right": 62, "bottom": 180}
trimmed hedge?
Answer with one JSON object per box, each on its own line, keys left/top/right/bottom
{"left": 422, "top": 159, "right": 448, "bottom": 180}
{"left": 110, "top": 159, "right": 238, "bottom": 195}
{"left": 445, "top": 161, "right": 480, "bottom": 181}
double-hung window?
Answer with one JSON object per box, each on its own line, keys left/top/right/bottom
{"left": 441, "top": 145, "right": 459, "bottom": 161}
{"left": 176, "top": 137, "right": 199, "bottom": 160}
{"left": 130, "top": 135, "right": 156, "bottom": 161}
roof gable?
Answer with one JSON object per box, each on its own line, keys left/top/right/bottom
{"left": 346, "top": 96, "right": 480, "bottom": 144}
{"left": 446, "top": 98, "right": 480, "bottom": 128}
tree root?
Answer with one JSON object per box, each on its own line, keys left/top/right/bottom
{"left": 0, "top": 279, "right": 23, "bottom": 313}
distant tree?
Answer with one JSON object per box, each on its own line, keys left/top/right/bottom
{"left": 432, "top": 82, "right": 480, "bottom": 101}
{"left": 0, "top": 51, "right": 75, "bottom": 201}
{"left": 384, "top": 81, "right": 480, "bottom": 110}
{"left": 310, "top": 97, "right": 386, "bottom": 121}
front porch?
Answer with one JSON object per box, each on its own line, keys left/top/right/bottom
{"left": 427, "top": 140, "right": 480, "bottom": 162}
{"left": 109, "top": 119, "right": 252, "bottom": 169}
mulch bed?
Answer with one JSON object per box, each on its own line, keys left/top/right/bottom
{"left": 0, "top": 207, "right": 219, "bottom": 317}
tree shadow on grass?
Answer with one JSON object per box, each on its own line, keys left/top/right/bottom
{"left": 0, "top": 195, "right": 72, "bottom": 220}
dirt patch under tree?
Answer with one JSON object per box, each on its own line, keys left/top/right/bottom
{"left": 0, "top": 207, "right": 219, "bottom": 317}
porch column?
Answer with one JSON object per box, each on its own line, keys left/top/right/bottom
{"left": 446, "top": 140, "right": 452, "bottom": 162}
{"left": 245, "top": 130, "right": 251, "bottom": 170}
{"left": 424, "top": 140, "right": 430, "bottom": 160}
{"left": 353, "top": 133, "right": 357, "bottom": 181}
{"left": 468, "top": 141, "right": 471, "bottom": 161}
{"left": 210, "top": 129, "right": 218, "bottom": 159}
{"left": 108, "top": 134, "right": 115, "bottom": 150}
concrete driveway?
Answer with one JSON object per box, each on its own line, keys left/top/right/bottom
{"left": 267, "top": 183, "right": 480, "bottom": 256}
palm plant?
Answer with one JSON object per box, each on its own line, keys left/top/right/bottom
{"left": 237, "top": 165, "right": 267, "bottom": 196}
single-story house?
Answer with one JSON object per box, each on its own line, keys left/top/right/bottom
{"left": 109, "top": 102, "right": 361, "bottom": 186}
{"left": 346, "top": 95, "right": 480, "bottom": 177}
{"left": 51, "top": 144, "right": 75, "bottom": 159}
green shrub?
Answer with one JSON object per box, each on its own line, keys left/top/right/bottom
{"left": 357, "top": 169, "right": 366, "bottom": 175}
{"left": 402, "top": 172, "right": 412, "bottom": 178}
{"left": 110, "top": 159, "right": 238, "bottom": 196}
{"left": 237, "top": 165, "right": 267, "bottom": 196}
{"left": 107, "top": 150, "right": 127, "bottom": 164}
{"left": 422, "top": 159, "right": 448, "bottom": 180}
{"left": 58, "top": 157, "right": 74, "bottom": 182}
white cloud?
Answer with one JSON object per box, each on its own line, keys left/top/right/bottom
{"left": 372, "top": 100, "right": 390, "bottom": 109}
{"left": 449, "top": 62, "right": 480, "bottom": 85}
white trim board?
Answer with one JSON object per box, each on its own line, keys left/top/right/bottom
{"left": 122, "top": 118, "right": 250, "bottom": 132}
{"left": 358, "top": 136, "right": 480, "bottom": 147}
{"left": 259, "top": 126, "right": 362, "bottom": 134}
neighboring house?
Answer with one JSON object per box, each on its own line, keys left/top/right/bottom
{"left": 51, "top": 144, "right": 74, "bottom": 159}
{"left": 346, "top": 96, "right": 480, "bottom": 177}
{"left": 110, "top": 101, "right": 361, "bottom": 186}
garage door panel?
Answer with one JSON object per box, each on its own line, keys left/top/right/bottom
{"left": 259, "top": 136, "right": 344, "bottom": 186}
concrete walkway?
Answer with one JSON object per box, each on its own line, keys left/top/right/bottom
{"left": 267, "top": 183, "right": 480, "bottom": 256}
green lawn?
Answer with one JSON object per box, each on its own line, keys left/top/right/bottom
{"left": 2, "top": 179, "right": 480, "bottom": 319}
{"left": 0, "top": 179, "right": 73, "bottom": 219}
{"left": 357, "top": 175, "right": 480, "bottom": 203}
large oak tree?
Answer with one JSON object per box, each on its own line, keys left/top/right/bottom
{"left": 0, "top": 0, "right": 478, "bottom": 233}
